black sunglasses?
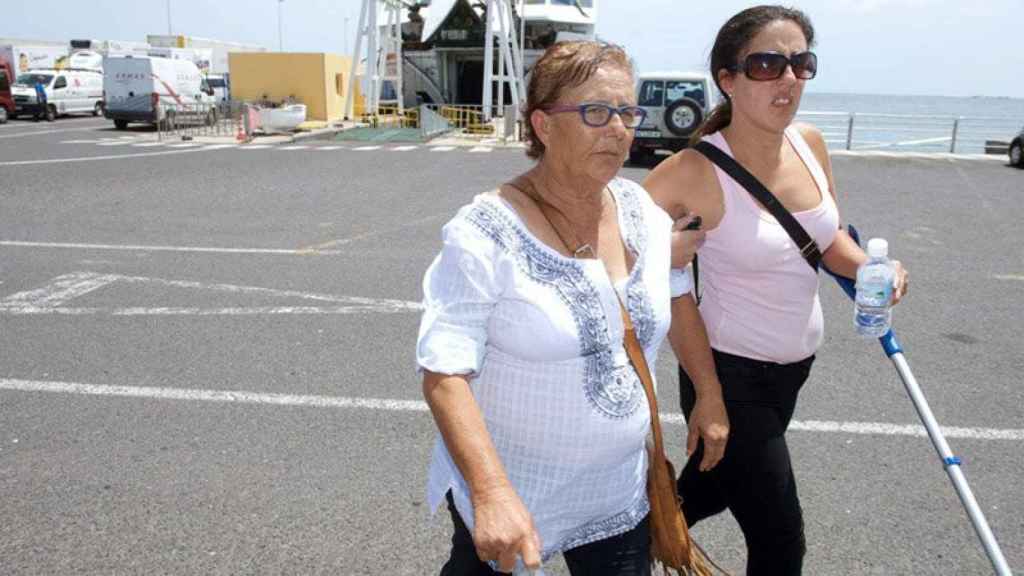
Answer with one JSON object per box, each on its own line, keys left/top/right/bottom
{"left": 731, "top": 51, "right": 817, "bottom": 81}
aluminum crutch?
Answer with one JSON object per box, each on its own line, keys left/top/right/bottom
{"left": 825, "top": 225, "right": 1013, "bottom": 576}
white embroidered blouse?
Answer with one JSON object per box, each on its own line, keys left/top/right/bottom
{"left": 416, "top": 177, "right": 689, "bottom": 560}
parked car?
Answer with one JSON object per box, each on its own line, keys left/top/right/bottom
{"left": 1009, "top": 126, "right": 1024, "bottom": 168}
{"left": 10, "top": 68, "right": 104, "bottom": 120}
{"left": 630, "top": 71, "right": 717, "bottom": 164}
{"left": 104, "top": 55, "right": 216, "bottom": 129}
{"left": 0, "top": 59, "right": 13, "bottom": 123}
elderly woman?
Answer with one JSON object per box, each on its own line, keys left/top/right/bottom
{"left": 417, "top": 41, "right": 720, "bottom": 575}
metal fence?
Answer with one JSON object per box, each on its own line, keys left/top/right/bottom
{"left": 795, "top": 111, "right": 1021, "bottom": 154}
{"left": 356, "top": 104, "right": 511, "bottom": 141}
{"left": 156, "top": 101, "right": 246, "bottom": 141}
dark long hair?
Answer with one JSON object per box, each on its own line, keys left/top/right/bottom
{"left": 690, "top": 5, "right": 815, "bottom": 145}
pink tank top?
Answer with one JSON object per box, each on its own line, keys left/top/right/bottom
{"left": 698, "top": 126, "right": 839, "bottom": 364}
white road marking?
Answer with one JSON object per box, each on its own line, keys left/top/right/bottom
{"left": 278, "top": 145, "right": 309, "bottom": 150}
{"left": 95, "top": 141, "right": 133, "bottom": 146}
{"left": 469, "top": 146, "right": 492, "bottom": 153}
{"left": 353, "top": 145, "right": 381, "bottom": 151}
{"left": 0, "top": 123, "right": 111, "bottom": 139}
{"left": 2, "top": 305, "right": 416, "bottom": 316}
{"left": 2, "top": 378, "right": 1020, "bottom": 442}
{"left": 0, "top": 272, "right": 119, "bottom": 309}
{"left": 166, "top": 142, "right": 201, "bottom": 148}
{"left": 993, "top": 274, "right": 1024, "bottom": 281}
{"left": 0, "top": 240, "right": 340, "bottom": 255}
{"left": 430, "top": 146, "right": 455, "bottom": 152}
{"left": 131, "top": 142, "right": 165, "bottom": 147}
{"left": 240, "top": 144, "right": 273, "bottom": 150}
{"left": 200, "top": 144, "right": 238, "bottom": 150}
{"left": 0, "top": 147, "right": 209, "bottom": 167}
{"left": 391, "top": 145, "right": 417, "bottom": 151}
{"left": 61, "top": 139, "right": 101, "bottom": 144}
{"left": 315, "top": 146, "right": 343, "bottom": 150}
{"left": 0, "top": 272, "right": 421, "bottom": 316}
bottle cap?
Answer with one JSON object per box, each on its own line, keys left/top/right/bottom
{"left": 867, "top": 238, "right": 888, "bottom": 258}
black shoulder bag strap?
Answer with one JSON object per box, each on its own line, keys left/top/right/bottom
{"left": 693, "top": 140, "right": 822, "bottom": 273}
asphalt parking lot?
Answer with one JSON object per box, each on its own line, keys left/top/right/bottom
{"left": 1, "top": 116, "right": 1021, "bottom": 574}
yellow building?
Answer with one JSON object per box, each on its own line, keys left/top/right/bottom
{"left": 228, "top": 52, "right": 360, "bottom": 122}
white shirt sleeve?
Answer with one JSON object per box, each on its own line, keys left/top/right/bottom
{"left": 670, "top": 265, "right": 693, "bottom": 298}
{"left": 416, "top": 217, "right": 501, "bottom": 377}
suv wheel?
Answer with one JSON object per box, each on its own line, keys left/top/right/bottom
{"left": 1010, "top": 139, "right": 1023, "bottom": 168}
{"left": 664, "top": 98, "right": 704, "bottom": 137}
{"left": 93, "top": 102, "right": 104, "bottom": 117}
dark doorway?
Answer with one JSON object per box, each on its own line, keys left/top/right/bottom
{"left": 456, "top": 59, "right": 516, "bottom": 107}
{"left": 457, "top": 60, "right": 484, "bottom": 104}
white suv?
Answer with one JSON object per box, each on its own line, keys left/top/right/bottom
{"left": 630, "top": 71, "right": 717, "bottom": 164}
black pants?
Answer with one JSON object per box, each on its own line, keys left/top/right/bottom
{"left": 677, "top": 349, "right": 814, "bottom": 576}
{"left": 440, "top": 491, "right": 651, "bottom": 576}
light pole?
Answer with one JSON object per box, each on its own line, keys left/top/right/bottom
{"left": 277, "top": 0, "right": 284, "bottom": 52}
{"left": 344, "top": 16, "right": 350, "bottom": 56}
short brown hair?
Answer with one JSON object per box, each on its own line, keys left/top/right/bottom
{"left": 522, "top": 41, "right": 634, "bottom": 159}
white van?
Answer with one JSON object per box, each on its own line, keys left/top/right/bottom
{"left": 10, "top": 68, "right": 104, "bottom": 120}
{"left": 103, "top": 54, "right": 216, "bottom": 129}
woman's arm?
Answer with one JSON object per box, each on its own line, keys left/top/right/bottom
{"left": 423, "top": 371, "right": 541, "bottom": 571}
{"left": 667, "top": 295, "right": 729, "bottom": 472}
{"left": 645, "top": 151, "right": 710, "bottom": 268}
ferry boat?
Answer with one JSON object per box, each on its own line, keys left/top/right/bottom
{"left": 396, "top": 0, "right": 597, "bottom": 107}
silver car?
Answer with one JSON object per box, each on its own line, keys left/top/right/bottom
{"left": 630, "top": 71, "right": 716, "bottom": 164}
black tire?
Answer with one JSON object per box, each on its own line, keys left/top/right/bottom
{"left": 1010, "top": 140, "right": 1024, "bottom": 168}
{"left": 664, "top": 98, "right": 703, "bottom": 137}
{"left": 0, "top": 107, "right": 7, "bottom": 124}
{"left": 45, "top": 104, "right": 56, "bottom": 122}
{"left": 629, "top": 146, "right": 653, "bottom": 166}
{"left": 114, "top": 119, "right": 129, "bottom": 130}
{"left": 93, "top": 102, "right": 103, "bottom": 117}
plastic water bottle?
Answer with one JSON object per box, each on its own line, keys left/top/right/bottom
{"left": 854, "top": 238, "right": 895, "bottom": 338}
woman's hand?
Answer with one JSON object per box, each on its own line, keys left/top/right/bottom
{"left": 891, "top": 260, "right": 909, "bottom": 305}
{"left": 687, "top": 394, "right": 730, "bottom": 472}
{"left": 670, "top": 213, "right": 706, "bottom": 268}
{"left": 472, "top": 484, "right": 542, "bottom": 573}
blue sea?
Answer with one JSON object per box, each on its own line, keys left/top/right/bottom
{"left": 795, "top": 92, "right": 1024, "bottom": 154}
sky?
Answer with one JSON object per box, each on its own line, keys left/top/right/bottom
{"left": 3, "top": 0, "right": 1022, "bottom": 98}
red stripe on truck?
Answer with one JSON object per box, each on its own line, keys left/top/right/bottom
{"left": 150, "top": 73, "right": 184, "bottom": 106}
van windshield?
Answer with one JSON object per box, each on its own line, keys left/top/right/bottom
{"left": 15, "top": 73, "right": 54, "bottom": 87}
{"left": 207, "top": 78, "right": 226, "bottom": 88}
{"left": 0, "top": 71, "right": 9, "bottom": 91}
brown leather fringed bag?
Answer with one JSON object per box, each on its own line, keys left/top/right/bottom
{"left": 617, "top": 302, "right": 717, "bottom": 576}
